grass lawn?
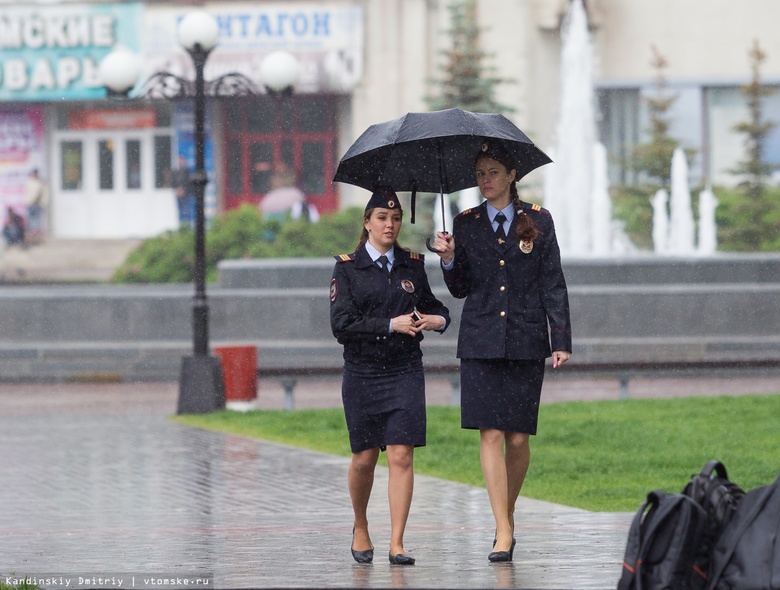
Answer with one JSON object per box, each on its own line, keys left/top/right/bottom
{"left": 174, "top": 393, "right": 779, "bottom": 512}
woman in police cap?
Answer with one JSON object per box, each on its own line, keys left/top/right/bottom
{"left": 330, "top": 187, "right": 451, "bottom": 566}
{"left": 431, "top": 141, "right": 572, "bottom": 563}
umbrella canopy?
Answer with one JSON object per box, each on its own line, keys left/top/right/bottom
{"left": 333, "top": 107, "right": 552, "bottom": 195}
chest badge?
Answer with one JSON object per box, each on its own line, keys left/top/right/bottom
{"left": 401, "top": 279, "right": 415, "bottom": 293}
{"left": 520, "top": 240, "right": 534, "bottom": 254}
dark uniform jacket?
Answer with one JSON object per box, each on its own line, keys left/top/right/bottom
{"left": 330, "top": 245, "right": 451, "bottom": 366}
{"left": 443, "top": 200, "right": 572, "bottom": 360}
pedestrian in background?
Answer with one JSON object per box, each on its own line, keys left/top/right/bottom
{"left": 330, "top": 188, "right": 451, "bottom": 566}
{"left": 171, "top": 155, "right": 194, "bottom": 228}
{"left": 432, "top": 141, "right": 572, "bottom": 563}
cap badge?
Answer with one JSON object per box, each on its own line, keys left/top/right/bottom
{"left": 388, "top": 200, "right": 395, "bottom": 208}
{"left": 481, "top": 142, "right": 489, "bottom": 152}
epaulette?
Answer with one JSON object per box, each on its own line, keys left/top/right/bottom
{"left": 333, "top": 253, "right": 355, "bottom": 262}
{"left": 523, "top": 202, "right": 548, "bottom": 215}
{"left": 408, "top": 250, "right": 425, "bottom": 262}
{"left": 456, "top": 208, "right": 474, "bottom": 218}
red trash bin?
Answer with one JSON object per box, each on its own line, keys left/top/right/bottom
{"left": 214, "top": 345, "right": 258, "bottom": 402}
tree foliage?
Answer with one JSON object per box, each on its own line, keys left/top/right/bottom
{"left": 425, "top": 0, "right": 514, "bottom": 114}
{"left": 630, "top": 46, "right": 692, "bottom": 187}
{"left": 725, "top": 39, "right": 778, "bottom": 249}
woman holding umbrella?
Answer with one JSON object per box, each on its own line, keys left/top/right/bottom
{"left": 330, "top": 188, "right": 451, "bottom": 566}
{"left": 431, "top": 140, "right": 572, "bottom": 563}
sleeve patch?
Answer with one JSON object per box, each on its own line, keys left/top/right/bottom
{"left": 329, "top": 278, "right": 338, "bottom": 302}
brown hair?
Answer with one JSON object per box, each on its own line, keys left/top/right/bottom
{"left": 475, "top": 151, "right": 539, "bottom": 243}
{"left": 355, "top": 208, "right": 405, "bottom": 250}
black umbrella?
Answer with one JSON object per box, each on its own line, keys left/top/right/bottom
{"left": 333, "top": 108, "right": 552, "bottom": 238}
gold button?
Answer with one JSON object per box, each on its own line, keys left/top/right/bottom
{"left": 499, "top": 285, "right": 506, "bottom": 292}
{"left": 499, "top": 260, "right": 505, "bottom": 266}
{"left": 500, "top": 311, "right": 506, "bottom": 317}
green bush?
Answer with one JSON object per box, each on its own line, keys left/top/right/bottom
{"left": 113, "top": 205, "right": 370, "bottom": 284}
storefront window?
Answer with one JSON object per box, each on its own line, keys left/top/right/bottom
{"left": 154, "top": 135, "right": 172, "bottom": 188}
{"left": 126, "top": 139, "right": 141, "bottom": 190}
{"left": 61, "top": 141, "right": 83, "bottom": 191}
{"left": 250, "top": 142, "right": 273, "bottom": 193}
{"left": 222, "top": 95, "right": 339, "bottom": 212}
{"left": 302, "top": 142, "right": 325, "bottom": 194}
{"left": 227, "top": 140, "right": 242, "bottom": 194}
{"left": 99, "top": 140, "right": 114, "bottom": 190}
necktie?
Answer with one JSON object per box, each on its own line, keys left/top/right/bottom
{"left": 494, "top": 212, "right": 507, "bottom": 241}
{"left": 378, "top": 254, "right": 391, "bottom": 274}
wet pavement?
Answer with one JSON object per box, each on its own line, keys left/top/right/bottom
{"left": 0, "top": 376, "right": 777, "bottom": 589}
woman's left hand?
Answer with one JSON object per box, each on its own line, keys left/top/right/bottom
{"left": 413, "top": 311, "right": 445, "bottom": 332}
{"left": 551, "top": 350, "right": 571, "bottom": 369}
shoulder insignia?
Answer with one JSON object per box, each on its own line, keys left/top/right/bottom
{"left": 531, "top": 203, "right": 542, "bottom": 211}
{"left": 334, "top": 253, "right": 355, "bottom": 262}
{"left": 409, "top": 250, "right": 425, "bottom": 262}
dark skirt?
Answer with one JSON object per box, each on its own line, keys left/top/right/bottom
{"left": 460, "top": 358, "right": 545, "bottom": 434}
{"left": 341, "top": 359, "right": 426, "bottom": 453}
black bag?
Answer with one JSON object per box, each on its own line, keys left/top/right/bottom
{"left": 683, "top": 461, "right": 745, "bottom": 530}
{"left": 618, "top": 490, "right": 709, "bottom": 590}
{"left": 705, "top": 471, "right": 780, "bottom": 590}
{"left": 682, "top": 460, "right": 746, "bottom": 580}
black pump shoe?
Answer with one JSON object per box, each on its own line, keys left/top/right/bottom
{"left": 388, "top": 552, "right": 415, "bottom": 565}
{"left": 488, "top": 538, "right": 516, "bottom": 563}
{"left": 351, "top": 527, "right": 374, "bottom": 564}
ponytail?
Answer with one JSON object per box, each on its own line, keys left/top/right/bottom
{"left": 509, "top": 181, "right": 539, "bottom": 243}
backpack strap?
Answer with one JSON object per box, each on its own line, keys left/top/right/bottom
{"left": 706, "top": 472, "right": 780, "bottom": 589}
{"left": 700, "top": 460, "right": 729, "bottom": 480}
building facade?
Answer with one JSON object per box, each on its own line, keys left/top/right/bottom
{"left": 2, "top": 0, "right": 780, "bottom": 239}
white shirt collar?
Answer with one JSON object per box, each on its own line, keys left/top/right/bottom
{"left": 365, "top": 242, "right": 394, "bottom": 265}
{"left": 486, "top": 203, "right": 514, "bottom": 223}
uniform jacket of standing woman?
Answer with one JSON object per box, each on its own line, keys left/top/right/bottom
{"left": 443, "top": 200, "right": 571, "bottom": 360}
{"left": 331, "top": 246, "right": 451, "bottom": 365}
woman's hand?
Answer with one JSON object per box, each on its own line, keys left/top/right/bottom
{"left": 413, "top": 311, "right": 445, "bottom": 332}
{"left": 391, "top": 313, "right": 421, "bottom": 336}
{"left": 431, "top": 231, "right": 455, "bottom": 265}
{"left": 551, "top": 350, "right": 571, "bottom": 368}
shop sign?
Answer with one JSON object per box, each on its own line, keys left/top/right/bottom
{"left": 143, "top": 3, "right": 364, "bottom": 94}
{"left": 0, "top": 3, "right": 143, "bottom": 102}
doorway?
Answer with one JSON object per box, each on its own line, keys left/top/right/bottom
{"left": 51, "top": 129, "right": 178, "bottom": 239}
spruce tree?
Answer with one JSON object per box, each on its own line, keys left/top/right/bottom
{"left": 426, "top": 0, "right": 513, "bottom": 114}
{"left": 630, "top": 46, "right": 681, "bottom": 187}
{"left": 723, "top": 39, "right": 778, "bottom": 249}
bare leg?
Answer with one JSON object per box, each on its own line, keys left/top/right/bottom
{"left": 349, "top": 448, "right": 379, "bottom": 551}
{"left": 505, "top": 432, "right": 530, "bottom": 530}
{"left": 480, "top": 428, "right": 513, "bottom": 552}
{"left": 386, "top": 444, "right": 414, "bottom": 555}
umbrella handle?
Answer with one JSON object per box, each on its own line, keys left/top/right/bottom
{"left": 425, "top": 231, "right": 449, "bottom": 253}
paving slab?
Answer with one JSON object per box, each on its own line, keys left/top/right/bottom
{"left": 0, "top": 382, "right": 636, "bottom": 590}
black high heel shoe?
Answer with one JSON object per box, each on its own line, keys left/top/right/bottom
{"left": 488, "top": 537, "right": 516, "bottom": 563}
{"left": 388, "top": 552, "right": 415, "bottom": 565}
{"left": 351, "top": 527, "right": 374, "bottom": 564}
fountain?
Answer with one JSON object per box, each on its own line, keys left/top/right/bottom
{"left": 651, "top": 147, "right": 716, "bottom": 256}
{"left": 697, "top": 187, "right": 718, "bottom": 254}
{"left": 544, "top": 0, "right": 619, "bottom": 256}
{"left": 668, "top": 147, "right": 697, "bottom": 255}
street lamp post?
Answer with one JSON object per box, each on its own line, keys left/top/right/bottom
{"left": 101, "top": 11, "right": 299, "bottom": 414}
{"left": 104, "top": 12, "right": 225, "bottom": 414}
